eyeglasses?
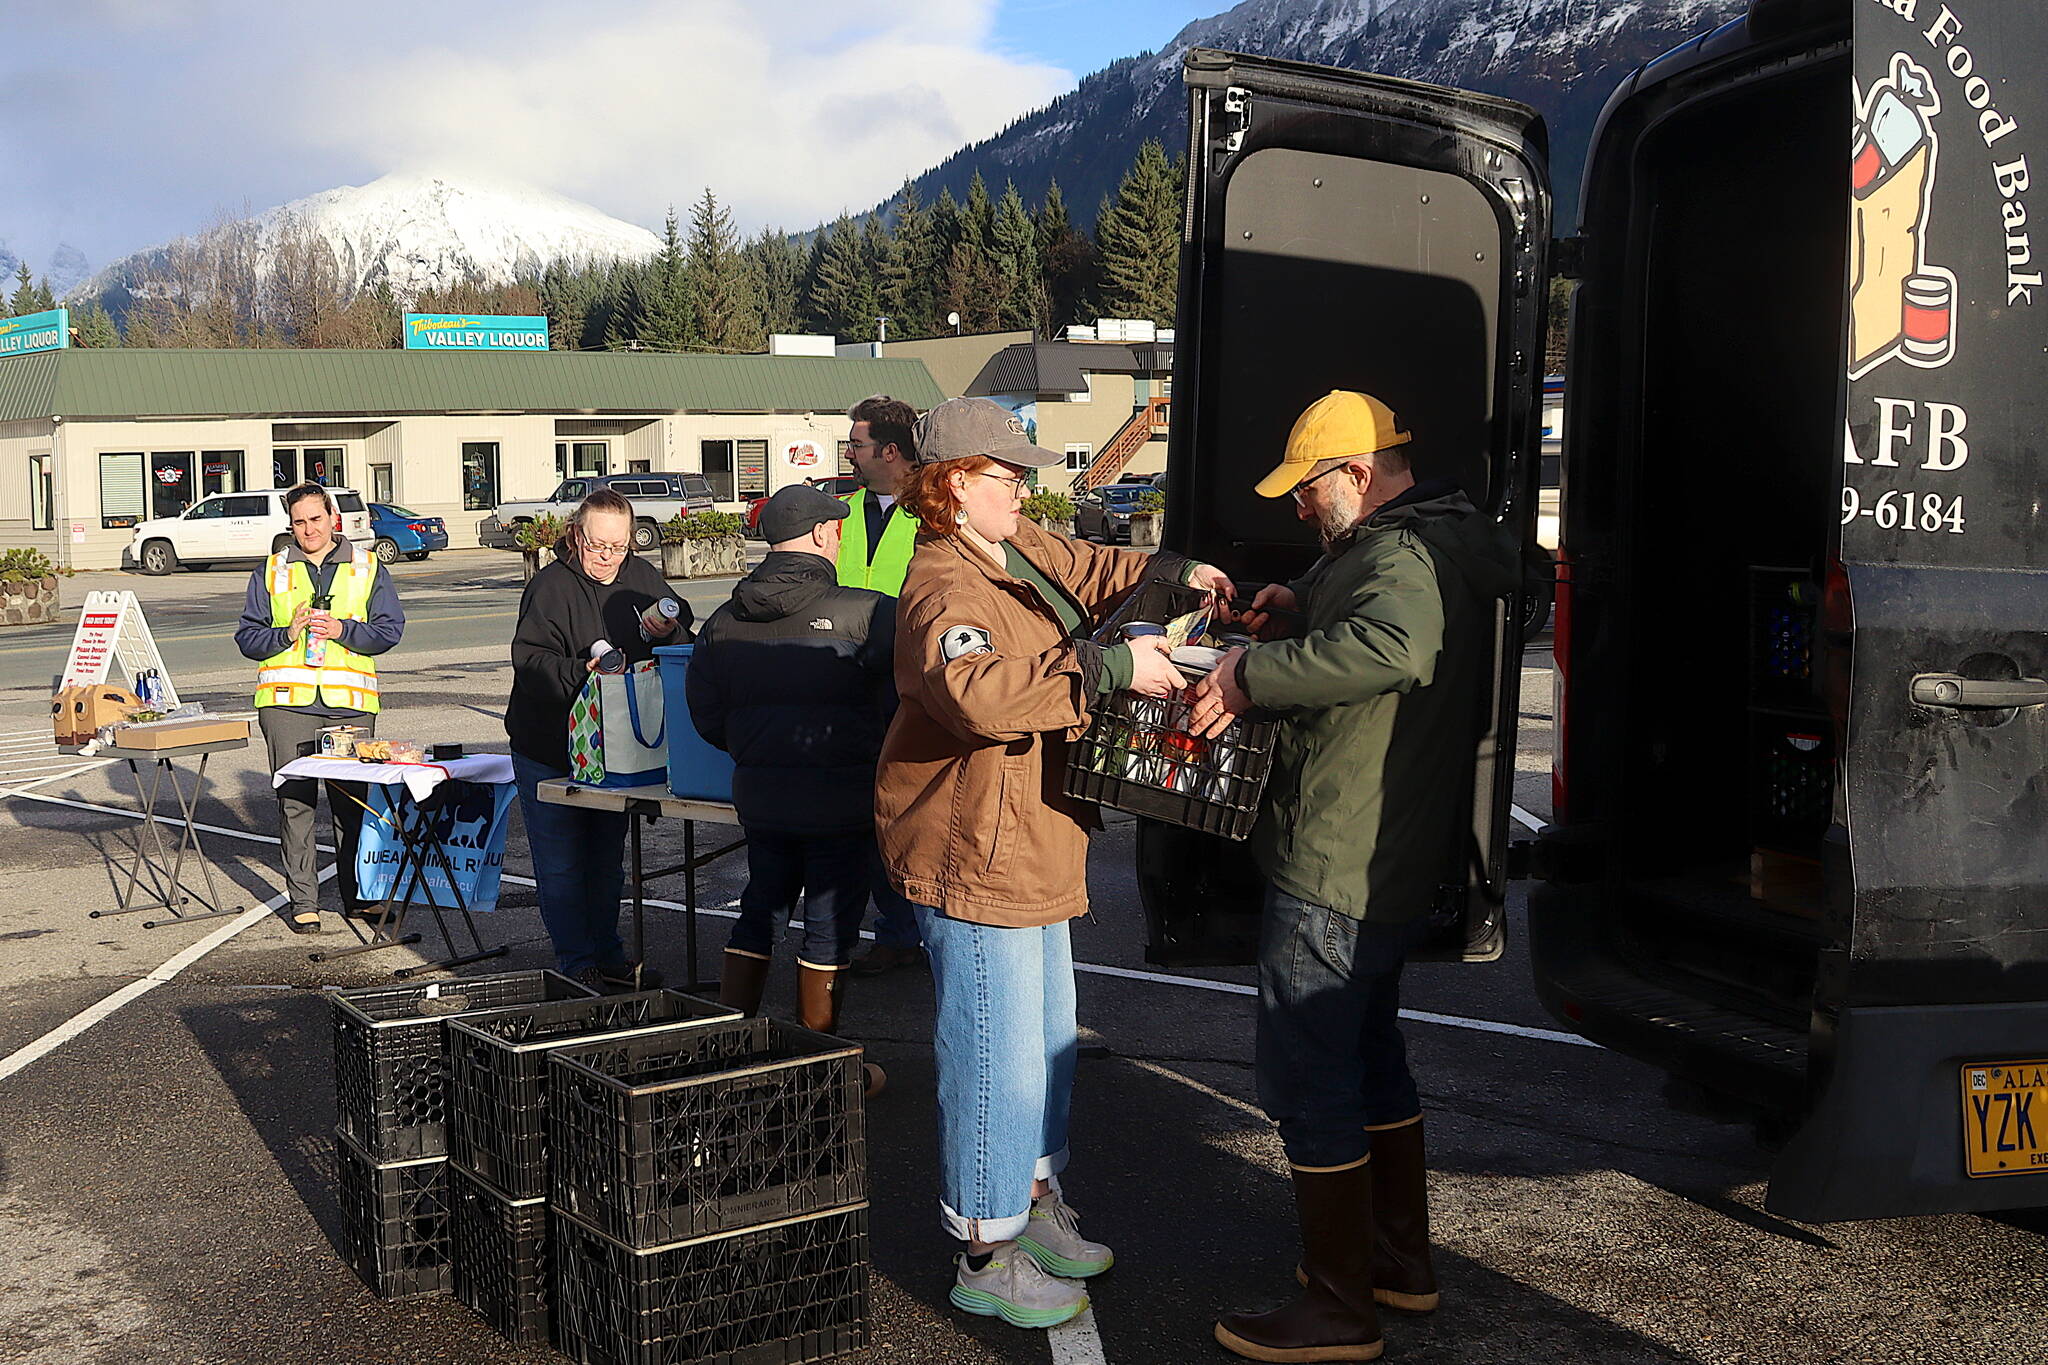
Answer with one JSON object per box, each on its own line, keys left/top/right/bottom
{"left": 583, "top": 540, "right": 631, "bottom": 557}
{"left": 976, "top": 471, "right": 1030, "bottom": 499}
{"left": 1290, "top": 461, "right": 1355, "bottom": 504}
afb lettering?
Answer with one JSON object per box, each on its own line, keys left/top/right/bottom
{"left": 1848, "top": 396, "right": 1970, "bottom": 470}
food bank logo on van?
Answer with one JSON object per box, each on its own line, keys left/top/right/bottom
{"left": 402, "top": 313, "right": 550, "bottom": 351}
{"left": 1850, "top": 54, "right": 1958, "bottom": 379}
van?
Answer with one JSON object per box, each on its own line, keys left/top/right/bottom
{"left": 1149, "top": 0, "right": 2048, "bottom": 1220}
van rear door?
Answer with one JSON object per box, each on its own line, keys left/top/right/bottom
{"left": 1767, "top": 0, "right": 2048, "bottom": 1221}
{"left": 1142, "top": 49, "right": 1549, "bottom": 967}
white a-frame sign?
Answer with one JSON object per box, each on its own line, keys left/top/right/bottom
{"left": 59, "top": 590, "right": 180, "bottom": 707}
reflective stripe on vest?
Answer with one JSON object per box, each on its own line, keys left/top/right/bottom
{"left": 254, "top": 550, "right": 382, "bottom": 713}
{"left": 837, "top": 488, "right": 917, "bottom": 596}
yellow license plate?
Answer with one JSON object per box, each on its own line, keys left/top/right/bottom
{"left": 1961, "top": 1060, "right": 2048, "bottom": 1178}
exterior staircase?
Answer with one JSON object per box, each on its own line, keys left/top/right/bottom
{"left": 1074, "top": 397, "right": 1171, "bottom": 492}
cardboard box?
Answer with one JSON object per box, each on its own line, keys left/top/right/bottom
{"left": 110, "top": 717, "right": 251, "bottom": 751}
{"left": 50, "top": 686, "right": 82, "bottom": 745}
{"left": 78, "top": 686, "right": 142, "bottom": 734}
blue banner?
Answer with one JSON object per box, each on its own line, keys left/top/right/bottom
{"left": 0, "top": 308, "right": 69, "bottom": 357}
{"left": 403, "top": 312, "right": 549, "bottom": 351}
{"left": 356, "top": 781, "right": 516, "bottom": 911}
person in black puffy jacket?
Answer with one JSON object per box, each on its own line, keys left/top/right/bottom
{"left": 685, "top": 485, "right": 894, "bottom": 1087}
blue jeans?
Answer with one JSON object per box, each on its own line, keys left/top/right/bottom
{"left": 512, "top": 753, "right": 628, "bottom": 977}
{"left": 916, "top": 904, "right": 1076, "bottom": 1243}
{"left": 1256, "top": 885, "right": 1426, "bottom": 1169}
{"left": 868, "top": 840, "right": 922, "bottom": 949}
{"left": 728, "top": 829, "right": 868, "bottom": 968}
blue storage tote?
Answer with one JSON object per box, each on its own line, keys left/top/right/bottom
{"left": 654, "top": 644, "right": 735, "bottom": 802}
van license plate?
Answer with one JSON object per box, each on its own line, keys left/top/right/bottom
{"left": 1961, "top": 1061, "right": 2048, "bottom": 1178}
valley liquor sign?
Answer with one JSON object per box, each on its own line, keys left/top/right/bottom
{"left": 0, "top": 307, "right": 69, "bottom": 357}
{"left": 403, "top": 312, "right": 549, "bottom": 351}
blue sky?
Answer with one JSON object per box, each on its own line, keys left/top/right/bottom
{"left": 3, "top": 0, "right": 1227, "bottom": 277}
{"left": 991, "top": 0, "right": 1220, "bottom": 74}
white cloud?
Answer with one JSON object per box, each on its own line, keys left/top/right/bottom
{"left": 1, "top": 0, "right": 1074, "bottom": 264}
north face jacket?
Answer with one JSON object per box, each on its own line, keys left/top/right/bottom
{"left": 1240, "top": 482, "right": 1521, "bottom": 922}
{"left": 685, "top": 551, "right": 896, "bottom": 835}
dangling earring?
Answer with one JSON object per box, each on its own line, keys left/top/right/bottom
{"left": 955, "top": 508, "right": 969, "bottom": 525}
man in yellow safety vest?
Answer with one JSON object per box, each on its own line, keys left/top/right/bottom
{"left": 235, "top": 483, "right": 406, "bottom": 934}
{"left": 839, "top": 394, "right": 924, "bottom": 973}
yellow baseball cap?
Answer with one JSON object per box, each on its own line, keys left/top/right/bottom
{"left": 1254, "top": 390, "right": 1412, "bottom": 498}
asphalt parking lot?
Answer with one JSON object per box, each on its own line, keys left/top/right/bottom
{"left": 1, "top": 563, "right": 2045, "bottom": 1365}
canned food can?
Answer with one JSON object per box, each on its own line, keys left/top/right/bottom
{"left": 1902, "top": 273, "right": 1953, "bottom": 363}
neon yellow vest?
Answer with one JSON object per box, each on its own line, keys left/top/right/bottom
{"left": 254, "top": 549, "right": 382, "bottom": 713}
{"left": 837, "top": 488, "right": 917, "bottom": 596}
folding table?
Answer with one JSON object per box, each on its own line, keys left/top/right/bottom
{"left": 88, "top": 735, "right": 251, "bottom": 929}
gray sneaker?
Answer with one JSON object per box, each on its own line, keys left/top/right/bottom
{"left": 950, "top": 1244, "right": 1090, "bottom": 1328}
{"left": 1016, "top": 1190, "right": 1115, "bottom": 1279}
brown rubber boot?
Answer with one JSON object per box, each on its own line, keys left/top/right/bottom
{"left": 1216, "top": 1159, "right": 1384, "bottom": 1362}
{"left": 1368, "top": 1116, "right": 1439, "bottom": 1312}
{"left": 718, "top": 949, "right": 771, "bottom": 1016}
{"left": 796, "top": 961, "right": 887, "bottom": 1098}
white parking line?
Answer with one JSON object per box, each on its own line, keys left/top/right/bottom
{"left": 1511, "top": 803, "right": 1546, "bottom": 832}
{"left": 1048, "top": 1307, "right": 1109, "bottom": 1365}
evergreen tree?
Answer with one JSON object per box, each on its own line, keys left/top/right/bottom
{"left": 687, "top": 189, "right": 760, "bottom": 352}
{"left": 72, "top": 300, "right": 120, "bottom": 347}
{"left": 746, "top": 228, "right": 807, "bottom": 337}
{"left": 598, "top": 259, "right": 645, "bottom": 350}
{"left": 1094, "top": 139, "right": 1182, "bottom": 325}
{"left": 862, "top": 214, "right": 900, "bottom": 343}
{"left": 890, "top": 182, "right": 940, "bottom": 338}
{"left": 639, "top": 206, "right": 695, "bottom": 351}
{"left": 10, "top": 263, "right": 35, "bottom": 315}
{"left": 959, "top": 171, "right": 995, "bottom": 258}
{"left": 804, "top": 216, "right": 877, "bottom": 340}
{"left": 1036, "top": 179, "right": 1096, "bottom": 333}
{"left": 539, "top": 259, "right": 594, "bottom": 350}
{"left": 33, "top": 278, "right": 56, "bottom": 312}
{"left": 989, "top": 181, "right": 1040, "bottom": 332}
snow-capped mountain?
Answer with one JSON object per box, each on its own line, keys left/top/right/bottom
{"left": 0, "top": 242, "right": 90, "bottom": 300}
{"left": 75, "top": 173, "right": 660, "bottom": 312}
{"left": 905, "top": 0, "right": 1748, "bottom": 228}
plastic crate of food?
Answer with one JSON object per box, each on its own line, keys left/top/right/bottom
{"left": 450, "top": 1163, "right": 550, "bottom": 1344}
{"left": 550, "top": 1017, "right": 865, "bottom": 1248}
{"left": 551, "top": 1204, "right": 869, "bottom": 1365}
{"left": 332, "top": 969, "right": 594, "bottom": 1161}
{"left": 447, "top": 991, "right": 738, "bottom": 1199}
{"left": 334, "top": 1128, "right": 451, "bottom": 1300}
{"left": 1749, "top": 568, "right": 1822, "bottom": 708}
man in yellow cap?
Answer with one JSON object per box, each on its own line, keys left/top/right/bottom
{"left": 1189, "top": 390, "right": 1518, "bottom": 1363}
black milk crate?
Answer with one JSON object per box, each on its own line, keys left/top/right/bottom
{"left": 1063, "top": 576, "right": 1276, "bottom": 840}
{"left": 334, "top": 1127, "right": 452, "bottom": 1300}
{"left": 448, "top": 991, "right": 738, "bottom": 1199}
{"left": 552, "top": 1204, "right": 869, "bottom": 1365}
{"left": 1064, "top": 688, "right": 1277, "bottom": 841}
{"left": 1751, "top": 722, "right": 1835, "bottom": 851}
{"left": 333, "top": 969, "right": 594, "bottom": 1161}
{"left": 550, "top": 1017, "right": 866, "bottom": 1248}
{"left": 451, "top": 1163, "right": 551, "bottom": 1344}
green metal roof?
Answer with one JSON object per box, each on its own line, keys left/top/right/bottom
{"left": 0, "top": 348, "right": 944, "bottom": 423}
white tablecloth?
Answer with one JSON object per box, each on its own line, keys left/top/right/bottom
{"left": 272, "top": 753, "right": 516, "bottom": 802}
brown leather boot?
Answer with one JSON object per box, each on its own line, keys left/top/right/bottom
{"left": 796, "top": 961, "right": 887, "bottom": 1098}
{"left": 718, "top": 948, "right": 771, "bottom": 1016}
{"left": 1216, "top": 1159, "right": 1384, "bottom": 1362}
{"left": 1368, "top": 1116, "right": 1439, "bottom": 1313}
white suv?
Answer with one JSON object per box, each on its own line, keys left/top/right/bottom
{"left": 125, "top": 488, "right": 375, "bottom": 575}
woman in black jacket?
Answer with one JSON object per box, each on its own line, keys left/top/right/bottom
{"left": 506, "top": 489, "right": 688, "bottom": 991}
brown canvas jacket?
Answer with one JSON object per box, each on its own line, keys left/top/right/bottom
{"left": 875, "top": 517, "right": 1175, "bottom": 927}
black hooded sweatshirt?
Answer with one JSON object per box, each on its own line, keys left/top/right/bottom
{"left": 506, "top": 544, "right": 691, "bottom": 773}
{"left": 684, "top": 551, "right": 896, "bottom": 834}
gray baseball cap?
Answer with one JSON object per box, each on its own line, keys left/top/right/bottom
{"left": 911, "top": 397, "right": 1064, "bottom": 469}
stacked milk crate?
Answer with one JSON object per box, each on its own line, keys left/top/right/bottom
{"left": 330, "top": 970, "right": 596, "bottom": 1302}
{"left": 331, "top": 972, "right": 872, "bottom": 1365}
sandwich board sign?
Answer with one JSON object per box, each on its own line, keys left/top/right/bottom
{"left": 59, "top": 591, "right": 179, "bottom": 706}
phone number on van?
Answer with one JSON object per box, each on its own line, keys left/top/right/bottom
{"left": 1840, "top": 488, "right": 1966, "bottom": 533}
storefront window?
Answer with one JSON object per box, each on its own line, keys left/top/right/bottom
{"left": 201, "top": 450, "right": 245, "bottom": 496}
{"left": 463, "top": 442, "right": 501, "bottom": 511}
{"left": 306, "top": 447, "right": 345, "bottom": 487}
{"left": 737, "top": 439, "right": 768, "bottom": 498}
{"left": 1065, "top": 444, "right": 1091, "bottom": 471}
{"left": 370, "top": 464, "right": 394, "bottom": 503}
{"left": 29, "top": 454, "right": 52, "bottom": 531}
{"left": 555, "top": 440, "right": 609, "bottom": 480}
{"left": 837, "top": 440, "right": 855, "bottom": 477}
{"left": 700, "top": 439, "right": 735, "bottom": 502}
{"left": 100, "top": 452, "right": 145, "bottom": 529}
{"left": 273, "top": 448, "right": 298, "bottom": 488}
{"left": 150, "top": 451, "right": 195, "bottom": 520}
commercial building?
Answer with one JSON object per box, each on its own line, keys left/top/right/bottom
{"left": 0, "top": 348, "right": 943, "bottom": 569}
{"left": 885, "top": 324, "right": 1173, "bottom": 493}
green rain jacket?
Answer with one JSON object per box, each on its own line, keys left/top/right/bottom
{"left": 1239, "top": 482, "right": 1521, "bottom": 922}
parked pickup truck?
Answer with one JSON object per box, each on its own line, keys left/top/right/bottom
{"left": 481, "top": 473, "right": 718, "bottom": 551}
